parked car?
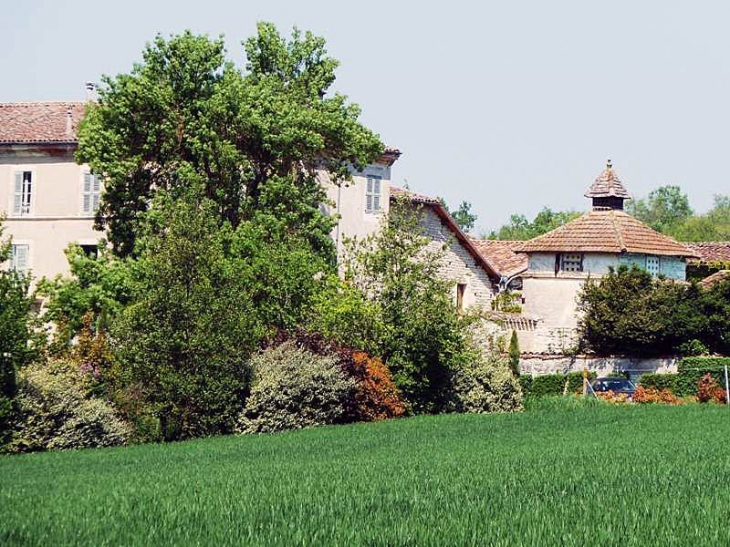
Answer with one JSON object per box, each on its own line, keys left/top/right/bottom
{"left": 591, "top": 377, "right": 637, "bottom": 399}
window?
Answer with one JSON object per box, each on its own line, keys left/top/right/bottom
{"left": 80, "top": 244, "right": 98, "bottom": 259}
{"left": 646, "top": 255, "right": 660, "bottom": 277}
{"left": 82, "top": 172, "right": 102, "bottom": 214}
{"left": 560, "top": 253, "right": 583, "bottom": 272}
{"left": 456, "top": 283, "right": 466, "bottom": 312}
{"left": 13, "top": 171, "right": 32, "bottom": 216}
{"left": 11, "top": 244, "right": 29, "bottom": 273}
{"left": 365, "top": 175, "right": 382, "bottom": 213}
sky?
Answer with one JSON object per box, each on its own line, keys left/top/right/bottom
{"left": 2, "top": 0, "right": 729, "bottom": 234}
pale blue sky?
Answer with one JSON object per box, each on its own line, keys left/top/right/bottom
{"left": 2, "top": 1, "right": 729, "bottom": 233}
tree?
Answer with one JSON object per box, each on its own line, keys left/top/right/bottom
{"left": 77, "top": 25, "right": 383, "bottom": 258}
{"left": 0, "top": 218, "right": 37, "bottom": 445}
{"left": 111, "top": 192, "right": 266, "bottom": 440}
{"left": 489, "top": 208, "right": 580, "bottom": 240}
{"left": 508, "top": 330, "right": 520, "bottom": 376}
{"left": 439, "top": 199, "right": 477, "bottom": 232}
{"left": 627, "top": 185, "right": 693, "bottom": 233}
{"left": 334, "top": 197, "right": 475, "bottom": 413}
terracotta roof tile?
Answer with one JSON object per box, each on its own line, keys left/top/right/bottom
{"left": 585, "top": 160, "right": 631, "bottom": 199}
{"left": 469, "top": 238, "right": 528, "bottom": 278}
{"left": 699, "top": 270, "right": 730, "bottom": 289}
{"left": 520, "top": 209, "right": 698, "bottom": 258}
{"left": 685, "top": 242, "right": 730, "bottom": 264}
{"left": 0, "top": 102, "right": 85, "bottom": 144}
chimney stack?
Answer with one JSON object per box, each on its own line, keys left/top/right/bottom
{"left": 85, "top": 82, "right": 97, "bottom": 102}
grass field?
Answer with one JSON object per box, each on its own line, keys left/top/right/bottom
{"left": 2, "top": 400, "right": 730, "bottom": 546}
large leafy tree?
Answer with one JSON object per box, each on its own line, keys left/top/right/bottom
{"left": 439, "top": 199, "right": 477, "bottom": 232}
{"left": 77, "top": 24, "right": 383, "bottom": 258}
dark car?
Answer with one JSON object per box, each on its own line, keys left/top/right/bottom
{"left": 591, "top": 377, "right": 637, "bottom": 398}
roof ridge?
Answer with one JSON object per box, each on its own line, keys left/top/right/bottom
{"left": 609, "top": 210, "right": 626, "bottom": 252}
{"left": 0, "top": 101, "right": 85, "bottom": 106}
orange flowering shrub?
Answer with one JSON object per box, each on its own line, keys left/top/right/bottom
{"left": 633, "top": 386, "right": 679, "bottom": 405}
{"left": 349, "top": 352, "right": 405, "bottom": 421}
{"left": 697, "top": 374, "right": 727, "bottom": 404}
{"left": 596, "top": 390, "right": 630, "bottom": 404}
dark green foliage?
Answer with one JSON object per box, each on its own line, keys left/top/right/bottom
{"left": 111, "top": 194, "right": 265, "bottom": 441}
{"left": 638, "top": 373, "right": 679, "bottom": 394}
{"left": 675, "top": 357, "right": 730, "bottom": 397}
{"left": 508, "top": 330, "right": 520, "bottom": 376}
{"left": 5, "top": 407, "right": 730, "bottom": 544}
{"left": 577, "top": 265, "right": 730, "bottom": 356}
{"left": 77, "top": 25, "right": 382, "bottom": 257}
{"left": 488, "top": 207, "right": 581, "bottom": 240}
{"left": 520, "top": 372, "right": 596, "bottom": 397}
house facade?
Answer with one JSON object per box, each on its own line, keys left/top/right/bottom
{"left": 0, "top": 102, "right": 100, "bottom": 281}
{"left": 514, "top": 161, "right": 699, "bottom": 354}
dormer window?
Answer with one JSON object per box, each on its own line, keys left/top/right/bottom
{"left": 365, "top": 175, "right": 382, "bottom": 213}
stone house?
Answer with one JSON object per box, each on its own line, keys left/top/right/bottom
{"left": 510, "top": 161, "right": 699, "bottom": 354}
{"left": 0, "top": 102, "right": 99, "bottom": 281}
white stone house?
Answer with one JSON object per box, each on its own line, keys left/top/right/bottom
{"left": 510, "top": 161, "right": 699, "bottom": 354}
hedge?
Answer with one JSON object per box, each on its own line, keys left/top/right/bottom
{"left": 520, "top": 372, "right": 597, "bottom": 398}
{"left": 676, "top": 357, "right": 730, "bottom": 397}
{"left": 638, "top": 358, "right": 730, "bottom": 397}
{"left": 638, "top": 373, "right": 678, "bottom": 394}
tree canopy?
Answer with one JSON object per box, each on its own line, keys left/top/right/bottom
{"left": 488, "top": 207, "right": 581, "bottom": 240}
{"left": 77, "top": 25, "right": 383, "bottom": 258}
{"left": 439, "top": 199, "right": 477, "bottom": 232}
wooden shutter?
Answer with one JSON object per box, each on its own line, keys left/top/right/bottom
{"left": 12, "top": 244, "right": 29, "bottom": 271}
{"left": 13, "top": 172, "right": 22, "bottom": 215}
{"left": 83, "top": 172, "right": 92, "bottom": 213}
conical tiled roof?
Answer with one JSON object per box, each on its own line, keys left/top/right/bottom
{"left": 520, "top": 209, "right": 699, "bottom": 257}
{"left": 584, "top": 160, "right": 631, "bottom": 199}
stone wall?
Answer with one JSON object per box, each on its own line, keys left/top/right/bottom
{"left": 420, "top": 207, "right": 496, "bottom": 309}
{"left": 519, "top": 354, "right": 679, "bottom": 381}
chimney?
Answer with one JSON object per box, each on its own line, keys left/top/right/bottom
{"left": 65, "top": 109, "right": 73, "bottom": 138}
{"left": 85, "top": 82, "right": 97, "bottom": 102}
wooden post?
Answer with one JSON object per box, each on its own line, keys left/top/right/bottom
{"left": 724, "top": 365, "right": 729, "bottom": 405}
{"left": 583, "top": 366, "right": 588, "bottom": 397}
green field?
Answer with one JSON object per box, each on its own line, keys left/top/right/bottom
{"left": 2, "top": 401, "right": 730, "bottom": 546}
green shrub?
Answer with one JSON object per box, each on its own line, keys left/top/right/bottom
{"left": 638, "top": 373, "right": 679, "bottom": 393}
{"left": 237, "top": 342, "right": 356, "bottom": 434}
{"left": 508, "top": 331, "right": 520, "bottom": 376}
{"left": 449, "top": 353, "right": 523, "bottom": 414}
{"left": 520, "top": 372, "right": 596, "bottom": 398}
{"left": 675, "top": 357, "right": 730, "bottom": 397}
{"left": 9, "top": 361, "right": 132, "bottom": 452}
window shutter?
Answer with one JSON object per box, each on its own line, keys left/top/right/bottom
{"left": 374, "top": 179, "right": 381, "bottom": 194}
{"left": 92, "top": 175, "right": 101, "bottom": 193}
{"left": 12, "top": 245, "right": 29, "bottom": 271}
{"left": 367, "top": 179, "right": 373, "bottom": 193}
{"left": 366, "top": 195, "right": 373, "bottom": 212}
{"left": 373, "top": 195, "right": 380, "bottom": 211}
{"left": 13, "top": 172, "right": 22, "bottom": 215}
{"left": 83, "top": 172, "right": 92, "bottom": 193}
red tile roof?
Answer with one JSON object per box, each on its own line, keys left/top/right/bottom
{"left": 684, "top": 242, "right": 730, "bottom": 265}
{"left": 0, "top": 102, "right": 86, "bottom": 144}
{"left": 469, "top": 238, "right": 528, "bottom": 278}
{"left": 585, "top": 160, "right": 630, "bottom": 199}
{"left": 699, "top": 270, "right": 730, "bottom": 289}
{"left": 520, "top": 209, "right": 699, "bottom": 257}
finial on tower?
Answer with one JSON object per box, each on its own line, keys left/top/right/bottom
{"left": 606, "top": 158, "right": 612, "bottom": 169}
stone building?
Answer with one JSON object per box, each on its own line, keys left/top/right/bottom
{"left": 515, "top": 161, "right": 699, "bottom": 354}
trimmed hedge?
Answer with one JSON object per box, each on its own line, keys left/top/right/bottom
{"left": 639, "top": 358, "right": 730, "bottom": 397}
{"left": 638, "top": 373, "right": 678, "bottom": 394}
{"left": 676, "top": 357, "right": 730, "bottom": 397}
{"left": 520, "top": 372, "right": 597, "bottom": 398}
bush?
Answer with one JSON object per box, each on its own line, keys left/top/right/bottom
{"left": 8, "top": 361, "right": 132, "bottom": 452}
{"left": 508, "top": 331, "right": 520, "bottom": 376}
{"left": 697, "top": 373, "right": 726, "bottom": 404}
{"left": 638, "top": 373, "right": 679, "bottom": 393}
{"left": 676, "top": 357, "right": 730, "bottom": 397}
{"left": 520, "top": 372, "right": 596, "bottom": 398}
{"left": 348, "top": 351, "right": 406, "bottom": 422}
{"left": 633, "top": 386, "right": 679, "bottom": 405}
{"left": 237, "top": 342, "right": 356, "bottom": 434}
{"left": 449, "top": 353, "right": 523, "bottom": 414}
